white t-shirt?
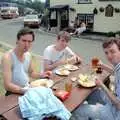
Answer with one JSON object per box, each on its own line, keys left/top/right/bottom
{"left": 43, "top": 44, "right": 75, "bottom": 64}
{"left": 76, "top": 26, "right": 86, "bottom": 34}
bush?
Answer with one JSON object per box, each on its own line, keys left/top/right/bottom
{"left": 107, "top": 31, "right": 115, "bottom": 37}
{"left": 116, "top": 31, "right": 120, "bottom": 35}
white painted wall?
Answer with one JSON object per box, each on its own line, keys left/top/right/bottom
{"left": 93, "top": 1, "right": 120, "bottom": 32}
{"left": 50, "top": 0, "right": 120, "bottom": 33}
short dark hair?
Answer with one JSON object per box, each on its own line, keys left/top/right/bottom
{"left": 17, "top": 28, "right": 35, "bottom": 41}
{"left": 57, "top": 31, "right": 71, "bottom": 42}
{"left": 102, "top": 37, "right": 120, "bottom": 50}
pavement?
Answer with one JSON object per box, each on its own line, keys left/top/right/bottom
{"left": 39, "top": 27, "right": 108, "bottom": 41}
{"left": 0, "top": 17, "right": 108, "bottom": 41}
{"left": 77, "top": 34, "right": 108, "bottom": 41}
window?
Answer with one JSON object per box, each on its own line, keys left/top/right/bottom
{"left": 61, "top": 10, "right": 68, "bottom": 20}
{"left": 75, "top": 0, "right": 92, "bottom": 4}
{"left": 50, "top": 11, "right": 56, "bottom": 19}
{"left": 99, "top": 0, "right": 120, "bottom": 1}
{"left": 105, "top": 4, "right": 114, "bottom": 17}
{"left": 77, "top": 14, "right": 94, "bottom": 31}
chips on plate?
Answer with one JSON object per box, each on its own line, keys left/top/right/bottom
{"left": 55, "top": 68, "right": 70, "bottom": 76}
{"left": 77, "top": 74, "right": 96, "bottom": 87}
{"left": 30, "top": 79, "right": 54, "bottom": 88}
{"left": 63, "top": 64, "right": 79, "bottom": 71}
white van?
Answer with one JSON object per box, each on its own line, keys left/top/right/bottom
{"left": 1, "top": 7, "right": 19, "bottom": 19}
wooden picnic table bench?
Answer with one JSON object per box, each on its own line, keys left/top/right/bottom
{"left": 0, "top": 94, "right": 19, "bottom": 115}
{"left": 1, "top": 87, "right": 93, "bottom": 120}
{"left": 0, "top": 64, "right": 109, "bottom": 120}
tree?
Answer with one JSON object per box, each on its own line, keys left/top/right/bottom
{"left": 32, "top": 0, "right": 44, "bottom": 13}
{"left": 2, "top": 0, "right": 45, "bottom": 14}
{"left": 25, "top": 0, "right": 33, "bottom": 8}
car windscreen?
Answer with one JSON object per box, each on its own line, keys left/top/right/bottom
{"left": 25, "top": 15, "right": 38, "bottom": 19}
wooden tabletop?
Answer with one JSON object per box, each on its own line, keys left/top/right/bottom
{"left": 0, "top": 64, "right": 109, "bottom": 120}
{"left": 0, "top": 94, "right": 19, "bottom": 114}
{"left": 3, "top": 106, "right": 22, "bottom": 120}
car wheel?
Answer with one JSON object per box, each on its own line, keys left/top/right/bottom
{"left": 37, "top": 25, "right": 40, "bottom": 28}
{"left": 24, "top": 24, "right": 26, "bottom": 27}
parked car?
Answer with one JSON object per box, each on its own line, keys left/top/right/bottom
{"left": 24, "top": 14, "right": 40, "bottom": 28}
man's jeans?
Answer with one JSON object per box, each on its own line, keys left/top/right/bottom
{"left": 70, "top": 89, "right": 115, "bottom": 120}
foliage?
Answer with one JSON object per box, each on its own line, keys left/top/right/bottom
{"left": 4, "top": 0, "right": 45, "bottom": 13}
{"left": 116, "top": 31, "right": 120, "bottom": 35}
{"left": 107, "top": 31, "right": 115, "bottom": 37}
{"left": 31, "top": 0, "right": 44, "bottom": 13}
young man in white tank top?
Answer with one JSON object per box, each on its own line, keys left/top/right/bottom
{"left": 2, "top": 28, "right": 50, "bottom": 95}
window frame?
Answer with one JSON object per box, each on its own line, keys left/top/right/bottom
{"left": 76, "top": 0, "right": 92, "bottom": 4}
{"left": 99, "top": 0, "right": 120, "bottom": 1}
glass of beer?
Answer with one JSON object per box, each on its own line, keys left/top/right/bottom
{"left": 65, "top": 81, "right": 72, "bottom": 93}
{"left": 91, "top": 57, "right": 99, "bottom": 69}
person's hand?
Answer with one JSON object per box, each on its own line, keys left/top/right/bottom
{"left": 45, "top": 71, "right": 52, "bottom": 76}
{"left": 95, "top": 78, "right": 103, "bottom": 87}
{"left": 97, "top": 60, "right": 103, "bottom": 67}
{"left": 21, "top": 85, "right": 30, "bottom": 94}
{"left": 40, "top": 71, "right": 52, "bottom": 78}
{"left": 75, "top": 56, "right": 82, "bottom": 64}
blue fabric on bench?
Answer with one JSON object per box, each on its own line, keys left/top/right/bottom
{"left": 18, "top": 87, "right": 71, "bottom": 120}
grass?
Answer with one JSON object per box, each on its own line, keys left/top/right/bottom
{"left": 0, "top": 43, "right": 41, "bottom": 95}
{"left": 0, "top": 44, "right": 10, "bottom": 95}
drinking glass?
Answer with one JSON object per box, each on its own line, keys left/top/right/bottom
{"left": 65, "top": 81, "right": 72, "bottom": 93}
{"left": 91, "top": 57, "right": 99, "bottom": 69}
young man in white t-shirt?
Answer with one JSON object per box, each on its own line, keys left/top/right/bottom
{"left": 43, "top": 31, "right": 82, "bottom": 71}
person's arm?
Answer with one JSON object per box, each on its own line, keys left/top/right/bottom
{"left": 65, "top": 47, "right": 83, "bottom": 64}
{"left": 67, "top": 54, "right": 82, "bottom": 64}
{"left": 99, "top": 62, "right": 113, "bottom": 73}
{"left": 96, "top": 79, "right": 120, "bottom": 110}
{"left": 28, "top": 58, "right": 50, "bottom": 79}
{"left": 2, "top": 53, "right": 25, "bottom": 94}
{"left": 44, "top": 59, "right": 65, "bottom": 71}
{"left": 44, "top": 55, "right": 82, "bottom": 71}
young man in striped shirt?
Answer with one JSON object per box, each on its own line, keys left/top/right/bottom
{"left": 71, "top": 38, "right": 120, "bottom": 120}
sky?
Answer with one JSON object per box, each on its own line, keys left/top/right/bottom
{"left": 32, "top": 0, "right": 46, "bottom": 2}
{"left": 40, "top": 0, "right": 46, "bottom": 2}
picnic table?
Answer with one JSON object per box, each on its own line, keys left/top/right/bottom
{"left": 0, "top": 64, "right": 109, "bottom": 120}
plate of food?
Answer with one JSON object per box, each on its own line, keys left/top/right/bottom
{"left": 63, "top": 64, "right": 79, "bottom": 71}
{"left": 30, "top": 79, "right": 54, "bottom": 88}
{"left": 55, "top": 68, "right": 70, "bottom": 76}
{"left": 77, "top": 74, "right": 96, "bottom": 87}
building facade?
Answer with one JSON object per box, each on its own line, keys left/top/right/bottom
{"left": 50, "top": 0, "right": 120, "bottom": 33}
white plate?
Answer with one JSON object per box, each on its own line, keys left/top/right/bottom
{"left": 55, "top": 68, "right": 70, "bottom": 76}
{"left": 63, "top": 64, "right": 79, "bottom": 71}
{"left": 30, "top": 79, "right": 54, "bottom": 88}
{"left": 77, "top": 74, "right": 96, "bottom": 87}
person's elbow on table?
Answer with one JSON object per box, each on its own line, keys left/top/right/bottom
{"left": 4, "top": 82, "right": 29, "bottom": 95}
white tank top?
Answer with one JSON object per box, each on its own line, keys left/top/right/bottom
{"left": 11, "top": 51, "right": 31, "bottom": 87}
